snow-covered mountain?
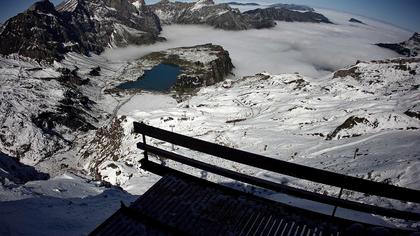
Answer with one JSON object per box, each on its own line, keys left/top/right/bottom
{"left": 149, "top": 0, "right": 265, "bottom": 30}
{"left": 91, "top": 57, "right": 420, "bottom": 192}
{"left": 377, "top": 32, "right": 420, "bottom": 57}
{"left": 0, "top": 55, "right": 107, "bottom": 166}
{"left": 0, "top": 1, "right": 419, "bottom": 233}
{"left": 149, "top": 0, "right": 331, "bottom": 30}
{"left": 242, "top": 7, "right": 332, "bottom": 24}
{"left": 0, "top": 0, "right": 162, "bottom": 62}
{"left": 1, "top": 50, "right": 419, "bottom": 233}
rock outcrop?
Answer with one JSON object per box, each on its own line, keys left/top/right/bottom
{"left": 349, "top": 18, "right": 365, "bottom": 24}
{"left": 376, "top": 32, "right": 420, "bottom": 57}
{"left": 118, "top": 44, "right": 234, "bottom": 93}
{"left": 0, "top": 0, "right": 162, "bottom": 62}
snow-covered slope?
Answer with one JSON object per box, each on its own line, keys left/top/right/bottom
{"left": 87, "top": 57, "right": 420, "bottom": 227}
{"left": 0, "top": 53, "right": 131, "bottom": 168}
{"left": 0, "top": 173, "right": 136, "bottom": 236}
{"left": 1, "top": 54, "right": 419, "bottom": 231}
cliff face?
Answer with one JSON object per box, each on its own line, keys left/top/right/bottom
{"left": 0, "top": 0, "right": 162, "bottom": 62}
{"left": 174, "top": 44, "right": 234, "bottom": 90}
{"left": 377, "top": 32, "right": 420, "bottom": 57}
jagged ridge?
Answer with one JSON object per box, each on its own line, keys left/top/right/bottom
{"left": 0, "top": 0, "right": 162, "bottom": 62}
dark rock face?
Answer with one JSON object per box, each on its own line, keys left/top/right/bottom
{"left": 333, "top": 66, "right": 361, "bottom": 79}
{"left": 349, "top": 18, "right": 365, "bottom": 24}
{"left": 174, "top": 44, "right": 234, "bottom": 90}
{"left": 327, "top": 116, "right": 370, "bottom": 140}
{"left": 243, "top": 7, "right": 332, "bottom": 24}
{"left": 0, "top": 0, "right": 162, "bottom": 62}
{"left": 0, "top": 0, "right": 85, "bottom": 62}
{"left": 89, "top": 66, "right": 101, "bottom": 76}
{"left": 405, "top": 104, "right": 420, "bottom": 120}
{"left": 376, "top": 33, "right": 420, "bottom": 57}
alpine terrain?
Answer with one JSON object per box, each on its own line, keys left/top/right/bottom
{"left": 0, "top": 0, "right": 419, "bottom": 235}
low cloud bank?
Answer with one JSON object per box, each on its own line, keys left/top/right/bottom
{"left": 103, "top": 9, "right": 410, "bottom": 78}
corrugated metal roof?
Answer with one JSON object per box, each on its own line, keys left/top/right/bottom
{"left": 91, "top": 174, "right": 359, "bottom": 236}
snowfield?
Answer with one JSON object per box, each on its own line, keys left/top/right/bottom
{"left": 111, "top": 60, "right": 419, "bottom": 227}
{"left": 0, "top": 173, "right": 137, "bottom": 236}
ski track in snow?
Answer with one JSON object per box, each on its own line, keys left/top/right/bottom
{"left": 307, "top": 131, "right": 391, "bottom": 158}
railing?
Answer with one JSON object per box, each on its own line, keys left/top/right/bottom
{"left": 133, "top": 122, "right": 420, "bottom": 221}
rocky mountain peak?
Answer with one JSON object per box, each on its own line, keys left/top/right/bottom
{"left": 0, "top": 0, "right": 162, "bottom": 62}
{"left": 28, "top": 0, "right": 57, "bottom": 13}
{"left": 107, "top": 0, "right": 132, "bottom": 11}
{"left": 410, "top": 32, "right": 420, "bottom": 42}
{"left": 195, "top": 0, "right": 215, "bottom": 6}
{"left": 56, "top": 0, "right": 79, "bottom": 12}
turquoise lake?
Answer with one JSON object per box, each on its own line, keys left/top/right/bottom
{"left": 117, "top": 64, "right": 182, "bottom": 91}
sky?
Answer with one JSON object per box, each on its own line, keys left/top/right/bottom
{"left": 0, "top": 0, "right": 419, "bottom": 32}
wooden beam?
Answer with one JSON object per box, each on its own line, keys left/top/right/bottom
{"left": 133, "top": 122, "right": 420, "bottom": 204}
{"left": 138, "top": 144, "right": 420, "bottom": 221}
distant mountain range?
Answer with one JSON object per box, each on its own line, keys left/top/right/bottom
{"left": 269, "top": 3, "right": 314, "bottom": 12}
{"left": 242, "top": 7, "right": 331, "bottom": 24}
{"left": 227, "top": 2, "right": 315, "bottom": 12}
{"left": 0, "top": 0, "right": 333, "bottom": 62}
{"left": 377, "top": 32, "right": 420, "bottom": 57}
{"left": 150, "top": 0, "right": 331, "bottom": 30}
{"left": 226, "top": 2, "right": 260, "bottom": 6}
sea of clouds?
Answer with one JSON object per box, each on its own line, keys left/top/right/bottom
{"left": 103, "top": 8, "right": 411, "bottom": 78}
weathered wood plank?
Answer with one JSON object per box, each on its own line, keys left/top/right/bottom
{"left": 91, "top": 172, "right": 417, "bottom": 236}
{"left": 138, "top": 146, "right": 420, "bottom": 220}
{"left": 134, "top": 122, "right": 420, "bottom": 204}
